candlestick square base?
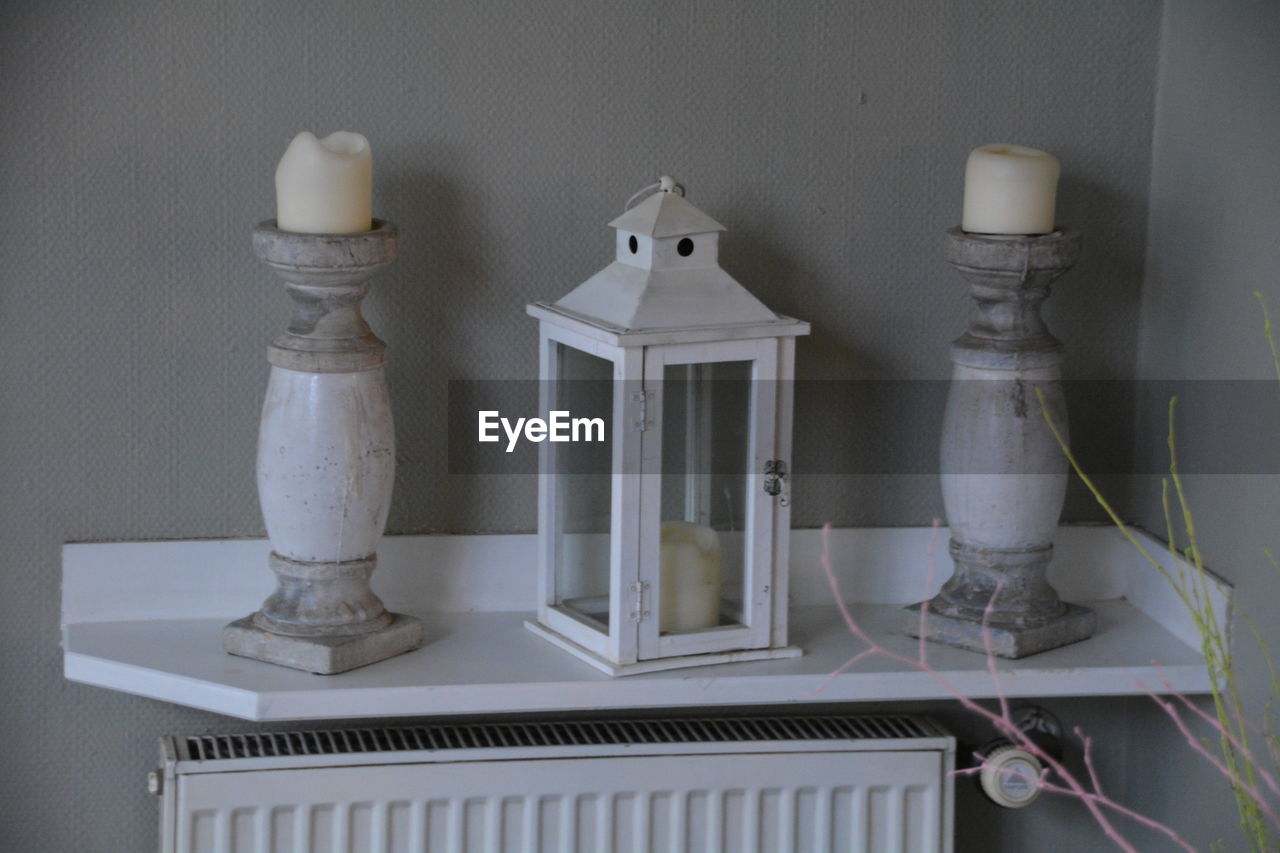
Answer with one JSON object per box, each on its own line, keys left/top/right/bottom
{"left": 222, "top": 613, "right": 424, "bottom": 675}
{"left": 900, "top": 602, "right": 1096, "bottom": 660}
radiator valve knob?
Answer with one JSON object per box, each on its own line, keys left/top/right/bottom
{"left": 979, "top": 744, "right": 1042, "bottom": 808}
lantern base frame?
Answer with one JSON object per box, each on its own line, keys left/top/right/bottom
{"left": 524, "top": 620, "right": 801, "bottom": 677}
{"left": 223, "top": 612, "right": 423, "bottom": 675}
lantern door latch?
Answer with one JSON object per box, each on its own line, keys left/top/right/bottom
{"left": 627, "top": 581, "right": 650, "bottom": 622}
{"left": 764, "top": 459, "right": 790, "bottom": 506}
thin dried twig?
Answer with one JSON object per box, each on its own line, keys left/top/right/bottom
{"left": 819, "top": 523, "right": 1200, "bottom": 853}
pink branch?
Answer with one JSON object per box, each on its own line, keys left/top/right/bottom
{"left": 1033, "top": 776, "right": 1210, "bottom": 846}
{"left": 1140, "top": 682, "right": 1280, "bottom": 831}
{"left": 980, "top": 580, "right": 1011, "bottom": 724}
{"left": 818, "top": 524, "right": 1201, "bottom": 853}
{"left": 804, "top": 649, "right": 877, "bottom": 697}
{"left": 1077, "top": 727, "right": 1107, "bottom": 800}
{"left": 1155, "top": 672, "right": 1280, "bottom": 800}
{"left": 961, "top": 729, "right": 1198, "bottom": 853}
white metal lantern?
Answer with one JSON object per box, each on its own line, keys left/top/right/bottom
{"left": 525, "top": 177, "right": 810, "bottom": 675}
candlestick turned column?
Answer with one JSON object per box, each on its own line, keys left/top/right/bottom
{"left": 903, "top": 227, "right": 1096, "bottom": 658}
{"left": 223, "top": 219, "right": 423, "bottom": 674}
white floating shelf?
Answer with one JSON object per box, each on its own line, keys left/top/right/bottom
{"left": 62, "top": 526, "right": 1228, "bottom": 722}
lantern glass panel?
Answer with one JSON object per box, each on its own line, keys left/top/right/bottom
{"left": 551, "top": 342, "right": 615, "bottom": 631}
{"left": 658, "top": 360, "right": 753, "bottom": 634}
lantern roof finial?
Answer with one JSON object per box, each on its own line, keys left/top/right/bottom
{"left": 609, "top": 177, "right": 726, "bottom": 239}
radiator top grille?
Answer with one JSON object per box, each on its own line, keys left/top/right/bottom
{"left": 176, "top": 715, "right": 937, "bottom": 762}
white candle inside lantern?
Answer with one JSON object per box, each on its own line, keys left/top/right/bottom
{"left": 275, "top": 131, "right": 373, "bottom": 234}
{"left": 659, "top": 520, "right": 722, "bottom": 633}
{"left": 962, "top": 144, "right": 1059, "bottom": 235}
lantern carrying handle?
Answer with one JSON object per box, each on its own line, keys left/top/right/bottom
{"left": 623, "top": 175, "right": 685, "bottom": 211}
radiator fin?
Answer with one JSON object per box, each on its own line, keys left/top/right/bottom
{"left": 178, "top": 775, "right": 940, "bottom": 852}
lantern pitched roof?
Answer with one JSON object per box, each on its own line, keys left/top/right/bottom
{"left": 608, "top": 190, "right": 726, "bottom": 238}
{"left": 553, "top": 262, "right": 778, "bottom": 331}
{"left": 541, "top": 181, "right": 794, "bottom": 334}
{"left": 552, "top": 189, "right": 773, "bottom": 331}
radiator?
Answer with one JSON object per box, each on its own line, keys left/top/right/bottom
{"left": 157, "top": 714, "right": 954, "bottom": 853}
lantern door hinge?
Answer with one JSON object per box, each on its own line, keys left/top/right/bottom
{"left": 764, "top": 459, "right": 790, "bottom": 506}
{"left": 627, "top": 581, "right": 650, "bottom": 622}
{"left": 631, "top": 390, "right": 652, "bottom": 432}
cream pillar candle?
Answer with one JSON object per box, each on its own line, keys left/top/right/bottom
{"left": 659, "top": 520, "right": 722, "bottom": 633}
{"left": 275, "top": 131, "right": 373, "bottom": 234}
{"left": 962, "top": 144, "right": 1060, "bottom": 235}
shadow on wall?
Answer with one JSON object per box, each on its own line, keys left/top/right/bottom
{"left": 1058, "top": 167, "right": 1148, "bottom": 520}
{"left": 372, "top": 155, "right": 517, "bottom": 533}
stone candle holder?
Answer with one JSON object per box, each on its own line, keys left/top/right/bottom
{"left": 903, "top": 227, "right": 1096, "bottom": 658}
{"left": 222, "top": 219, "right": 423, "bottom": 674}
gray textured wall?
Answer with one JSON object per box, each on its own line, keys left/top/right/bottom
{"left": 1120, "top": 1, "right": 1280, "bottom": 849}
{"left": 1, "top": 1, "right": 1162, "bottom": 850}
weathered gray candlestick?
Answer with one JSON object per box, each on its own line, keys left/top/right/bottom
{"left": 903, "top": 227, "right": 1096, "bottom": 658}
{"left": 222, "top": 219, "right": 423, "bottom": 674}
